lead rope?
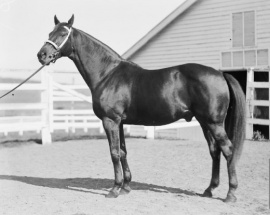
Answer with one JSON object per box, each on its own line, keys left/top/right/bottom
{"left": 0, "top": 64, "right": 46, "bottom": 99}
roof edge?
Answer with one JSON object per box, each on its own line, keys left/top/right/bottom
{"left": 122, "top": 0, "right": 198, "bottom": 59}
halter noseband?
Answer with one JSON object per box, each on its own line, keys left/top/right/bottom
{"left": 45, "top": 26, "right": 72, "bottom": 50}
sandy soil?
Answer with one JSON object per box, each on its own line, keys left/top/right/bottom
{"left": 0, "top": 138, "right": 269, "bottom": 215}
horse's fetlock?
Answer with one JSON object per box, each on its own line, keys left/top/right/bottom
{"left": 211, "top": 179, "right": 220, "bottom": 188}
{"left": 124, "top": 172, "right": 131, "bottom": 182}
{"left": 229, "top": 182, "right": 238, "bottom": 190}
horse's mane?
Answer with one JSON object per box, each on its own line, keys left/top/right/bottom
{"left": 75, "top": 28, "right": 123, "bottom": 60}
{"left": 74, "top": 28, "right": 142, "bottom": 69}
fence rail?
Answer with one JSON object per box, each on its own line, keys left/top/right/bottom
{"left": 0, "top": 103, "right": 47, "bottom": 110}
{"left": 0, "top": 83, "right": 46, "bottom": 90}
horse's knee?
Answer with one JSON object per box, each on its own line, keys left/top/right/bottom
{"left": 111, "top": 151, "right": 121, "bottom": 163}
{"left": 103, "top": 117, "right": 121, "bottom": 134}
{"left": 120, "top": 149, "right": 127, "bottom": 158}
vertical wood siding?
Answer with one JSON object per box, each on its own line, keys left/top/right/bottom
{"left": 128, "top": 0, "right": 270, "bottom": 70}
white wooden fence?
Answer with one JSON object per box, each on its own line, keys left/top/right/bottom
{"left": 246, "top": 67, "right": 270, "bottom": 139}
{"left": 0, "top": 69, "right": 201, "bottom": 144}
{"left": 0, "top": 69, "right": 121, "bottom": 144}
{"left": 0, "top": 69, "right": 52, "bottom": 143}
{"left": 51, "top": 80, "right": 98, "bottom": 132}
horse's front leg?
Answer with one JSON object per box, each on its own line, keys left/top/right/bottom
{"left": 102, "top": 117, "right": 123, "bottom": 198}
{"left": 119, "top": 123, "right": 132, "bottom": 195}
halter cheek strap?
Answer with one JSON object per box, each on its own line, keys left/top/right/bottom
{"left": 45, "top": 26, "right": 72, "bottom": 50}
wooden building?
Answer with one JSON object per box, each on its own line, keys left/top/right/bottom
{"left": 123, "top": 0, "right": 270, "bottom": 139}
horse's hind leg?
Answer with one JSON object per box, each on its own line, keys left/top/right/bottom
{"left": 207, "top": 123, "right": 238, "bottom": 203}
{"left": 200, "top": 125, "right": 221, "bottom": 198}
{"left": 119, "top": 123, "right": 132, "bottom": 195}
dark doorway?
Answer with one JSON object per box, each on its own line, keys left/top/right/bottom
{"left": 224, "top": 70, "right": 247, "bottom": 95}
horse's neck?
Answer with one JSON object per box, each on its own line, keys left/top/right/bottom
{"left": 69, "top": 28, "right": 122, "bottom": 92}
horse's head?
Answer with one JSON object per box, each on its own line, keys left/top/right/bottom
{"left": 37, "top": 15, "right": 74, "bottom": 65}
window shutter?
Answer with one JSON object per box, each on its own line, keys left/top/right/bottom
{"left": 222, "top": 52, "right": 232, "bottom": 67}
{"left": 244, "top": 11, "right": 255, "bottom": 46}
{"left": 232, "top": 13, "right": 243, "bottom": 47}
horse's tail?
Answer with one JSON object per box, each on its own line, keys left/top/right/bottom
{"left": 223, "top": 73, "right": 246, "bottom": 163}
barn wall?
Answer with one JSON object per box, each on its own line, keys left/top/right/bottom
{"left": 128, "top": 0, "right": 270, "bottom": 70}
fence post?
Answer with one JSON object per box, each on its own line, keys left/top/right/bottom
{"left": 41, "top": 69, "right": 52, "bottom": 144}
{"left": 71, "top": 101, "right": 75, "bottom": 133}
{"left": 99, "top": 120, "right": 104, "bottom": 134}
{"left": 19, "top": 117, "right": 23, "bottom": 136}
{"left": 48, "top": 70, "right": 54, "bottom": 133}
{"left": 145, "top": 126, "right": 155, "bottom": 139}
{"left": 246, "top": 67, "right": 254, "bottom": 140}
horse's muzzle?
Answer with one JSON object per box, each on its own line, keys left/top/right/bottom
{"left": 37, "top": 50, "right": 59, "bottom": 65}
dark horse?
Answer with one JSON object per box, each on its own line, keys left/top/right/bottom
{"left": 37, "top": 15, "right": 246, "bottom": 203}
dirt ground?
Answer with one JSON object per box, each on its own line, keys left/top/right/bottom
{"left": 0, "top": 138, "right": 269, "bottom": 215}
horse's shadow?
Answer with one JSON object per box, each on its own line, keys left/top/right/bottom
{"left": 0, "top": 175, "right": 199, "bottom": 198}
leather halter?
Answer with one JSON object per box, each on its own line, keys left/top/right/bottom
{"left": 45, "top": 26, "right": 72, "bottom": 50}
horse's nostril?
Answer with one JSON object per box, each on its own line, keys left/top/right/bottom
{"left": 38, "top": 52, "right": 46, "bottom": 59}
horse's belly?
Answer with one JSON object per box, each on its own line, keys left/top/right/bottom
{"left": 123, "top": 106, "right": 193, "bottom": 126}
{"left": 123, "top": 117, "right": 175, "bottom": 126}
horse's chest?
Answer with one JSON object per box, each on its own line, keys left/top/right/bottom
{"left": 92, "top": 91, "right": 128, "bottom": 120}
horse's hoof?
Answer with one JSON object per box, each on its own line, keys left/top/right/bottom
{"left": 202, "top": 190, "right": 212, "bottom": 198}
{"left": 105, "top": 190, "right": 119, "bottom": 198}
{"left": 224, "top": 194, "right": 237, "bottom": 203}
{"left": 120, "top": 186, "right": 131, "bottom": 195}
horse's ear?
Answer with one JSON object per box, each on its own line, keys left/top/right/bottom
{"left": 68, "top": 14, "right": 74, "bottom": 27}
{"left": 54, "top": 15, "right": 60, "bottom": 25}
